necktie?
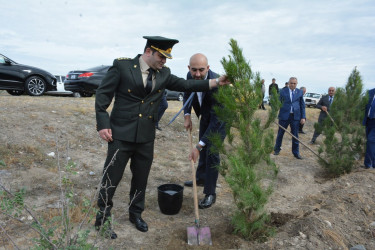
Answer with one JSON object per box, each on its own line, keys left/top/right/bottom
{"left": 370, "top": 97, "right": 375, "bottom": 119}
{"left": 329, "top": 96, "right": 332, "bottom": 104}
{"left": 145, "top": 68, "right": 153, "bottom": 94}
{"left": 291, "top": 90, "right": 294, "bottom": 113}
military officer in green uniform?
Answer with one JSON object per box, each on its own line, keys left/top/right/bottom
{"left": 94, "top": 36, "right": 229, "bottom": 238}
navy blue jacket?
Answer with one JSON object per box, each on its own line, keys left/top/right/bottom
{"left": 183, "top": 70, "right": 226, "bottom": 145}
{"left": 363, "top": 88, "right": 375, "bottom": 126}
{"left": 278, "top": 87, "right": 306, "bottom": 121}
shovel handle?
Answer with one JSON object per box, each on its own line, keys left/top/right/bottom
{"left": 188, "top": 129, "right": 200, "bottom": 226}
{"left": 273, "top": 121, "right": 328, "bottom": 164}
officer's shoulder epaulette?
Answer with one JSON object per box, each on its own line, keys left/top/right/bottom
{"left": 117, "top": 57, "right": 131, "bottom": 60}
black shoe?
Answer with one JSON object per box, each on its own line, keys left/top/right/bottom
{"left": 155, "top": 126, "right": 162, "bottom": 131}
{"left": 129, "top": 214, "right": 148, "bottom": 232}
{"left": 299, "top": 130, "right": 306, "bottom": 134}
{"left": 184, "top": 179, "right": 205, "bottom": 187}
{"left": 273, "top": 151, "right": 280, "bottom": 155}
{"left": 309, "top": 140, "right": 315, "bottom": 145}
{"left": 95, "top": 220, "right": 117, "bottom": 239}
{"left": 199, "top": 194, "right": 216, "bottom": 209}
{"left": 360, "top": 165, "right": 372, "bottom": 169}
{"left": 294, "top": 154, "right": 303, "bottom": 160}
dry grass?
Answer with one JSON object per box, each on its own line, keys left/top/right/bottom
{"left": 323, "top": 229, "right": 348, "bottom": 250}
{"left": 42, "top": 200, "right": 96, "bottom": 224}
{"left": 0, "top": 143, "right": 46, "bottom": 168}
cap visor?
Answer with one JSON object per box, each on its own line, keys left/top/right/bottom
{"left": 160, "top": 51, "right": 172, "bottom": 59}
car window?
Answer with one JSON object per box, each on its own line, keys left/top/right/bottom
{"left": 0, "top": 56, "right": 5, "bottom": 64}
{"left": 62, "top": 76, "right": 66, "bottom": 81}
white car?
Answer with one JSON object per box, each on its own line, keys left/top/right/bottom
{"left": 303, "top": 92, "right": 322, "bottom": 107}
{"left": 46, "top": 75, "right": 72, "bottom": 95}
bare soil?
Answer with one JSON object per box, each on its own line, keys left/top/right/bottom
{"left": 1, "top": 92, "right": 375, "bottom": 249}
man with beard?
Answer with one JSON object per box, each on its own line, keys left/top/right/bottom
{"left": 183, "top": 53, "right": 226, "bottom": 209}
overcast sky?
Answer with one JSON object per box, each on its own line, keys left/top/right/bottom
{"left": 1, "top": 0, "right": 374, "bottom": 95}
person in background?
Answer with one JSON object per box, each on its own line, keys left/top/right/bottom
{"left": 299, "top": 86, "right": 307, "bottom": 134}
{"left": 283, "top": 82, "right": 289, "bottom": 89}
{"left": 273, "top": 77, "right": 306, "bottom": 159}
{"left": 259, "top": 79, "right": 266, "bottom": 110}
{"left": 362, "top": 88, "right": 375, "bottom": 169}
{"left": 183, "top": 53, "right": 226, "bottom": 209}
{"left": 309, "top": 87, "right": 335, "bottom": 144}
{"left": 94, "top": 36, "right": 229, "bottom": 238}
{"left": 268, "top": 78, "right": 279, "bottom": 97}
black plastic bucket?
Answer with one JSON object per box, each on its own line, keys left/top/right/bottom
{"left": 157, "top": 184, "right": 184, "bottom": 215}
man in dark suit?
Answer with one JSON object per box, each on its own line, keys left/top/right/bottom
{"left": 183, "top": 53, "right": 226, "bottom": 209}
{"left": 94, "top": 36, "right": 229, "bottom": 238}
{"left": 309, "top": 87, "right": 335, "bottom": 144}
{"left": 363, "top": 88, "right": 375, "bottom": 169}
{"left": 273, "top": 77, "right": 306, "bottom": 159}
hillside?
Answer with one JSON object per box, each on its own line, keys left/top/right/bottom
{"left": 0, "top": 93, "right": 374, "bottom": 249}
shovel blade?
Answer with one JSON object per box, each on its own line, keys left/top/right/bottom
{"left": 187, "top": 226, "right": 212, "bottom": 246}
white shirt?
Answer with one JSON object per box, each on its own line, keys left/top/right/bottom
{"left": 185, "top": 73, "right": 208, "bottom": 147}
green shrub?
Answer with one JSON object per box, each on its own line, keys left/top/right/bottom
{"left": 213, "top": 39, "right": 280, "bottom": 240}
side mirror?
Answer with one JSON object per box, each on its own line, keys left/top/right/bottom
{"left": 4, "top": 58, "right": 12, "bottom": 64}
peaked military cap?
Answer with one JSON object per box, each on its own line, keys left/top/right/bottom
{"left": 143, "top": 36, "right": 179, "bottom": 59}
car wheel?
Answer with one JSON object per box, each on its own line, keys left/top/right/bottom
{"left": 25, "top": 76, "right": 46, "bottom": 96}
{"left": 178, "top": 93, "right": 183, "bottom": 102}
{"left": 73, "top": 92, "right": 82, "bottom": 98}
{"left": 6, "top": 90, "right": 24, "bottom": 96}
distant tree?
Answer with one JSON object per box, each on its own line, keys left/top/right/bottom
{"left": 317, "top": 67, "right": 367, "bottom": 176}
{"left": 211, "top": 38, "right": 281, "bottom": 240}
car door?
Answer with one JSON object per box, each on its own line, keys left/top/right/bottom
{"left": 0, "top": 55, "right": 24, "bottom": 90}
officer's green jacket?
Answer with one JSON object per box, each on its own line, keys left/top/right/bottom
{"left": 95, "top": 55, "right": 210, "bottom": 143}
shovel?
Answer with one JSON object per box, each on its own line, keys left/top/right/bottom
{"left": 273, "top": 121, "right": 328, "bottom": 164}
{"left": 187, "top": 129, "right": 212, "bottom": 246}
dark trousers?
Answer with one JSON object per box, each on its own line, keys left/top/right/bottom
{"left": 96, "top": 139, "right": 154, "bottom": 223}
{"left": 299, "top": 123, "right": 304, "bottom": 132}
{"left": 365, "top": 119, "right": 375, "bottom": 167}
{"left": 156, "top": 94, "right": 168, "bottom": 127}
{"left": 195, "top": 141, "right": 220, "bottom": 195}
{"left": 311, "top": 116, "right": 326, "bottom": 142}
{"left": 274, "top": 113, "right": 300, "bottom": 156}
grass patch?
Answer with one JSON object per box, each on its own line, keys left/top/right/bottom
{"left": 0, "top": 143, "right": 52, "bottom": 169}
